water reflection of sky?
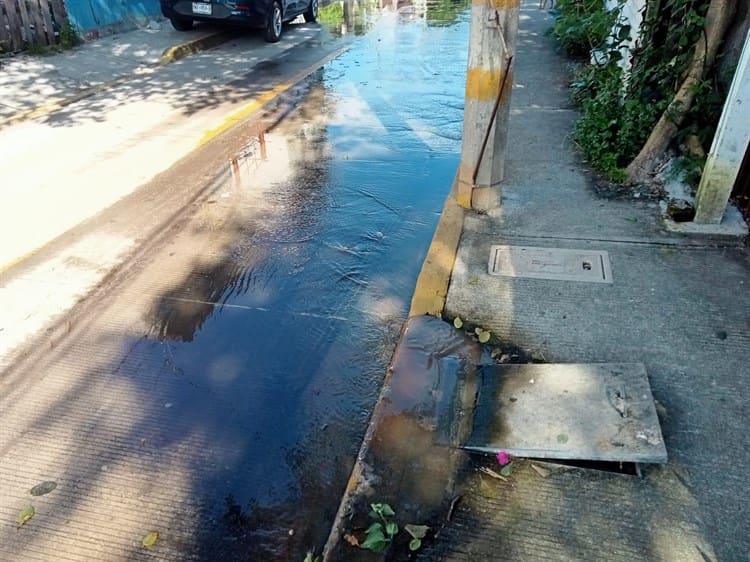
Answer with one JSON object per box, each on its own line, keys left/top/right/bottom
{"left": 143, "top": 4, "right": 471, "bottom": 559}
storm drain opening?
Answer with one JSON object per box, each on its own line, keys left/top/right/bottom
{"left": 488, "top": 245, "right": 613, "bottom": 283}
{"left": 462, "top": 363, "right": 667, "bottom": 468}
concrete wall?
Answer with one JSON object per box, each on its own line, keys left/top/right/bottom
{"left": 604, "top": 0, "right": 645, "bottom": 75}
{"left": 65, "top": 0, "right": 161, "bottom": 36}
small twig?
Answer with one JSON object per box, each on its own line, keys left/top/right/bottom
{"left": 479, "top": 466, "right": 508, "bottom": 481}
{"left": 446, "top": 495, "right": 461, "bottom": 522}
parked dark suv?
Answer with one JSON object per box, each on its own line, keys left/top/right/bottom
{"left": 160, "top": 0, "right": 318, "bottom": 43}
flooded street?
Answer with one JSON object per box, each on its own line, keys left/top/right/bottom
{"left": 0, "top": 1, "right": 470, "bottom": 560}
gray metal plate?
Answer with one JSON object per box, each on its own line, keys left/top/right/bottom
{"left": 488, "top": 245, "right": 613, "bottom": 283}
{"left": 465, "top": 363, "right": 667, "bottom": 463}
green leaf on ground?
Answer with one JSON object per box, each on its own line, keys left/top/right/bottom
{"left": 453, "top": 317, "right": 463, "bottom": 329}
{"left": 30, "top": 481, "right": 57, "bottom": 496}
{"left": 467, "top": 276, "right": 479, "bottom": 285}
{"left": 17, "top": 505, "right": 35, "bottom": 527}
{"left": 360, "top": 528, "right": 387, "bottom": 553}
{"left": 404, "top": 524, "right": 429, "bottom": 539}
{"left": 409, "top": 538, "right": 422, "bottom": 551}
{"left": 557, "top": 433, "right": 569, "bottom": 444}
{"left": 385, "top": 521, "right": 398, "bottom": 537}
{"left": 142, "top": 531, "right": 159, "bottom": 548}
{"left": 478, "top": 330, "right": 491, "bottom": 343}
{"left": 500, "top": 464, "right": 513, "bottom": 477}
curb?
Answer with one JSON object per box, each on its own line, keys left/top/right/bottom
{"left": 409, "top": 176, "right": 465, "bottom": 317}
{"left": 0, "top": 30, "right": 235, "bottom": 129}
{"left": 159, "top": 29, "right": 237, "bottom": 64}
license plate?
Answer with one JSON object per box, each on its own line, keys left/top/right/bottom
{"left": 192, "top": 2, "right": 211, "bottom": 15}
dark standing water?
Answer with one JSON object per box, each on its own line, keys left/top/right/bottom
{"left": 157, "top": 5, "right": 471, "bottom": 558}
{"left": 0, "top": 3, "right": 470, "bottom": 561}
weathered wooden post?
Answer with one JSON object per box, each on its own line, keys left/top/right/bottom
{"left": 694, "top": 27, "right": 750, "bottom": 224}
{"left": 456, "top": 0, "right": 519, "bottom": 210}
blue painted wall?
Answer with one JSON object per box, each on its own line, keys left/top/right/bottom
{"left": 65, "top": 0, "right": 161, "bottom": 32}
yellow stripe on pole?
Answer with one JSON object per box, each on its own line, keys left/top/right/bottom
{"left": 465, "top": 68, "right": 502, "bottom": 101}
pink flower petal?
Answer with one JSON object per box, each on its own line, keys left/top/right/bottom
{"left": 496, "top": 451, "right": 510, "bottom": 466}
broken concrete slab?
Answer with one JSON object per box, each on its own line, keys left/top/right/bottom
{"left": 465, "top": 363, "right": 667, "bottom": 463}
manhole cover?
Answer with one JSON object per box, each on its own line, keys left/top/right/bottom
{"left": 464, "top": 363, "right": 667, "bottom": 464}
{"left": 488, "top": 245, "right": 613, "bottom": 283}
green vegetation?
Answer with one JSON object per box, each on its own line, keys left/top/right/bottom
{"left": 552, "top": 0, "right": 618, "bottom": 57}
{"left": 552, "top": 0, "right": 727, "bottom": 183}
{"left": 426, "top": 0, "right": 470, "bottom": 27}
{"left": 317, "top": 2, "right": 344, "bottom": 25}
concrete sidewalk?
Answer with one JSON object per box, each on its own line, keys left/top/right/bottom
{"left": 0, "top": 20, "right": 232, "bottom": 125}
{"left": 325, "top": 1, "right": 749, "bottom": 561}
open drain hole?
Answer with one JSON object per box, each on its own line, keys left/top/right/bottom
{"left": 528, "top": 458, "right": 640, "bottom": 476}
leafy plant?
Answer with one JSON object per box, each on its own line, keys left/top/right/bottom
{"left": 404, "top": 524, "right": 429, "bottom": 551}
{"left": 360, "top": 503, "right": 398, "bottom": 553}
{"left": 553, "top": 0, "right": 726, "bottom": 184}
{"left": 59, "top": 20, "right": 80, "bottom": 50}
{"left": 303, "top": 553, "right": 322, "bottom": 562}
{"left": 552, "top": 0, "right": 619, "bottom": 58}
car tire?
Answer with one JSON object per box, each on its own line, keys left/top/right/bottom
{"left": 264, "top": 1, "right": 283, "bottom": 43}
{"left": 304, "top": 0, "right": 318, "bottom": 22}
{"left": 170, "top": 17, "right": 194, "bottom": 31}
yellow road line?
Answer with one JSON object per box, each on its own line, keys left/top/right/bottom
{"left": 197, "top": 81, "right": 294, "bottom": 147}
{"left": 197, "top": 43, "right": 351, "bottom": 148}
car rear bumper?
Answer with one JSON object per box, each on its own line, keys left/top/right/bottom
{"left": 160, "top": 1, "right": 267, "bottom": 25}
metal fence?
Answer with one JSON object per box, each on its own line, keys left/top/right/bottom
{"left": 0, "top": 0, "right": 68, "bottom": 52}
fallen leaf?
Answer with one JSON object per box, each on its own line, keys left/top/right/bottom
{"left": 478, "top": 330, "right": 491, "bottom": 343}
{"left": 453, "top": 317, "right": 463, "bottom": 329}
{"left": 409, "top": 537, "right": 422, "bottom": 551}
{"left": 500, "top": 464, "right": 513, "bottom": 477}
{"left": 467, "top": 276, "right": 479, "bottom": 285}
{"left": 531, "top": 464, "right": 551, "bottom": 478}
{"left": 142, "top": 531, "right": 159, "bottom": 548}
{"left": 557, "top": 433, "right": 569, "bottom": 444}
{"left": 474, "top": 327, "right": 482, "bottom": 335}
{"left": 343, "top": 533, "right": 359, "bottom": 546}
{"left": 30, "top": 481, "right": 57, "bottom": 496}
{"left": 404, "top": 524, "right": 429, "bottom": 539}
{"left": 17, "top": 506, "right": 35, "bottom": 527}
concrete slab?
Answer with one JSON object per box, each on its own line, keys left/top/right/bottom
{"left": 466, "top": 363, "right": 667, "bottom": 463}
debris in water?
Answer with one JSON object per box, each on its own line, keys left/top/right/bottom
{"left": 30, "top": 481, "right": 57, "bottom": 496}
{"left": 142, "top": 531, "right": 159, "bottom": 548}
{"left": 479, "top": 466, "right": 507, "bottom": 481}
{"left": 17, "top": 505, "right": 35, "bottom": 527}
{"left": 453, "top": 316, "right": 463, "bottom": 329}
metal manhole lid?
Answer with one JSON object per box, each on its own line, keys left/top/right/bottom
{"left": 488, "top": 245, "right": 613, "bottom": 283}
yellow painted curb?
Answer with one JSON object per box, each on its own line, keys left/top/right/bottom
{"left": 197, "top": 44, "right": 350, "bottom": 147}
{"left": 159, "top": 30, "right": 237, "bottom": 64}
{"left": 409, "top": 176, "right": 465, "bottom": 317}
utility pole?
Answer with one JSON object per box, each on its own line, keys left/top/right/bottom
{"left": 694, "top": 27, "right": 750, "bottom": 224}
{"left": 457, "top": 0, "right": 519, "bottom": 211}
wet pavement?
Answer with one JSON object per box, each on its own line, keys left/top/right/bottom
{"left": 0, "top": 1, "right": 471, "bottom": 560}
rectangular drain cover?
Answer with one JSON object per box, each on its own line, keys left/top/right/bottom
{"left": 488, "top": 245, "right": 612, "bottom": 283}
{"left": 465, "top": 363, "right": 667, "bottom": 464}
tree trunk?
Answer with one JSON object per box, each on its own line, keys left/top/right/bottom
{"left": 625, "top": 0, "right": 734, "bottom": 184}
